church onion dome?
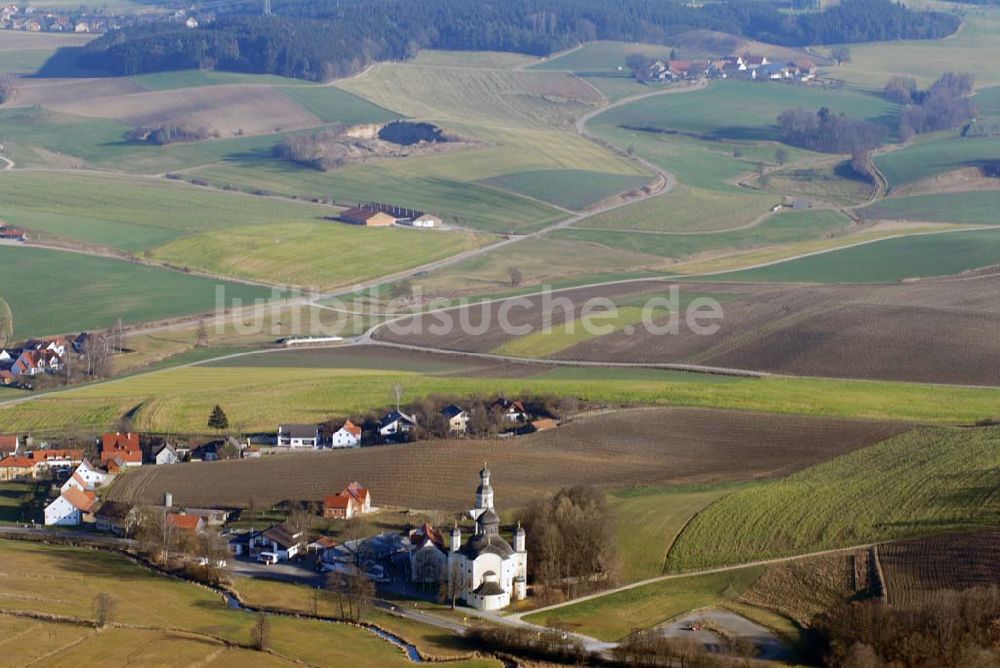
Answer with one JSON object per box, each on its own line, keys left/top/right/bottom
{"left": 473, "top": 580, "right": 506, "bottom": 597}
{"left": 479, "top": 508, "right": 500, "bottom": 526}
{"left": 480, "top": 463, "right": 490, "bottom": 479}
{"left": 462, "top": 533, "right": 515, "bottom": 559}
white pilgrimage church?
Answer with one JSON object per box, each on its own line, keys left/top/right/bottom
{"left": 409, "top": 465, "right": 528, "bottom": 610}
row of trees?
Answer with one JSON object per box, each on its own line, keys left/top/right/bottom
{"left": 79, "top": 0, "right": 960, "bottom": 81}
{"left": 125, "top": 123, "right": 214, "bottom": 145}
{"left": 886, "top": 72, "right": 977, "bottom": 141}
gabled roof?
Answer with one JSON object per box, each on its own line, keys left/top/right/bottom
{"left": 324, "top": 494, "right": 351, "bottom": 509}
{"left": 279, "top": 424, "right": 319, "bottom": 439}
{"left": 62, "top": 487, "right": 96, "bottom": 513}
{"left": 102, "top": 432, "right": 140, "bottom": 453}
{"left": 441, "top": 404, "right": 466, "bottom": 419}
{"left": 493, "top": 398, "right": 525, "bottom": 413}
{"left": 262, "top": 522, "right": 303, "bottom": 549}
{"left": 0, "top": 456, "right": 33, "bottom": 468}
{"left": 0, "top": 435, "right": 18, "bottom": 453}
{"left": 410, "top": 522, "right": 444, "bottom": 550}
{"left": 166, "top": 513, "right": 202, "bottom": 531}
{"left": 337, "top": 420, "right": 362, "bottom": 438}
{"left": 379, "top": 410, "right": 415, "bottom": 429}
{"left": 30, "top": 449, "right": 84, "bottom": 462}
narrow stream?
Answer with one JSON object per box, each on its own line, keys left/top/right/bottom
{"left": 224, "top": 593, "right": 425, "bottom": 662}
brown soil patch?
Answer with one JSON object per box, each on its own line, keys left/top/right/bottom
{"left": 12, "top": 77, "right": 146, "bottom": 107}
{"left": 46, "top": 85, "right": 322, "bottom": 136}
{"left": 106, "top": 407, "right": 904, "bottom": 511}
{"left": 893, "top": 167, "right": 1000, "bottom": 197}
{"left": 880, "top": 531, "right": 1000, "bottom": 607}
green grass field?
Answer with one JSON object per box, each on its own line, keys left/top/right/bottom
{"left": 610, "top": 483, "right": 749, "bottom": 582}
{"left": 594, "top": 81, "right": 899, "bottom": 142}
{"left": 864, "top": 191, "right": 1000, "bottom": 225}
{"left": 0, "top": 246, "right": 272, "bottom": 338}
{"left": 3, "top": 356, "right": 1000, "bottom": 433}
{"left": 277, "top": 85, "right": 403, "bottom": 124}
{"left": 480, "top": 169, "right": 652, "bottom": 210}
{"left": 0, "top": 539, "right": 493, "bottom": 667}
{"left": 704, "top": 227, "right": 1000, "bottom": 283}
{"left": 555, "top": 209, "right": 853, "bottom": 259}
{"left": 524, "top": 566, "right": 766, "bottom": 641}
{"left": 130, "top": 70, "right": 311, "bottom": 90}
{"left": 876, "top": 133, "right": 1000, "bottom": 189}
{"left": 667, "top": 427, "right": 1000, "bottom": 570}
{"left": 0, "top": 171, "right": 342, "bottom": 252}
{"left": 975, "top": 85, "right": 1000, "bottom": 115}
{"left": 532, "top": 41, "right": 673, "bottom": 73}
{"left": 152, "top": 222, "right": 491, "bottom": 289}
{"left": 0, "top": 481, "right": 46, "bottom": 524}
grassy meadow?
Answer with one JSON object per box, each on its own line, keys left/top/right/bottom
{"left": 876, "top": 132, "right": 1000, "bottom": 189}
{"left": 0, "top": 246, "right": 272, "bottom": 339}
{"left": 532, "top": 41, "right": 674, "bottom": 73}
{"left": 0, "top": 539, "right": 494, "bottom": 667}
{"left": 703, "top": 227, "right": 1000, "bottom": 283}
{"left": 480, "top": 169, "right": 652, "bottom": 210}
{"left": 524, "top": 566, "right": 766, "bottom": 641}
{"left": 667, "top": 427, "right": 1000, "bottom": 570}
{"left": 864, "top": 191, "right": 1000, "bottom": 225}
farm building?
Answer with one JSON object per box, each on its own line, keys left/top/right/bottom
{"left": 323, "top": 481, "right": 372, "bottom": 519}
{"left": 154, "top": 444, "right": 180, "bottom": 465}
{"left": 251, "top": 522, "right": 305, "bottom": 561}
{"left": 379, "top": 410, "right": 417, "bottom": 437}
{"left": 60, "top": 460, "right": 109, "bottom": 494}
{"left": 408, "top": 466, "right": 527, "bottom": 611}
{"left": 44, "top": 487, "right": 96, "bottom": 526}
{"left": 30, "top": 449, "right": 84, "bottom": 475}
{"left": 166, "top": 513, "right": 205, "bottom": 533}
{"left": 278, "top": 424, "right": 321, "bottom": 448}
{"left": 340, "top": 207, "right": 398, "bottom": 227}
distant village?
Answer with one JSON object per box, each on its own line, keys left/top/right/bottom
{"left": 0, "top": 3, "right": 212, "bottom": 33}
{"left": 634, "top": 53, "right": 818, "bottom": 84}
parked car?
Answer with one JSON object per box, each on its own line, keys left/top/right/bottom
{"left": 257, "top": 551, "right": 278, "bottom": 565}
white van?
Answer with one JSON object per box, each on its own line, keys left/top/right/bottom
{"left": 257, "top": 551, "right": 278, "bottom": 565}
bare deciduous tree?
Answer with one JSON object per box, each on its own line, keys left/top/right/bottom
{"left": 93, "top": 592, "right": 115, "bottom": 627}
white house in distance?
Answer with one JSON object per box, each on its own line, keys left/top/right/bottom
{"left": 330, "top": 420, "right": 362, "bottom": 448}
{"left": 278, "top": 424, "right": 320, "bottom": 448}
{"left": 250, "top": 523, "right": 305, "bottom": 561}
{"left": 379, "top": 410, "right": 416, "bottom": 438}
{"left": 441, "top": 405, "right": 469, "bottom": 435}
{"left": 408, "top": 466, "right": 527, "bottom": 610}
{"left": 44, "top": 487, "right": 96, "bottom": 526}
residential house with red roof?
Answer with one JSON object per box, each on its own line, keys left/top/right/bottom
{"left": 166, "top": 513, "right": 205, "bottom": 533}
{"left": 0, "top": 434, "right": 20, "bottom": 457}
{"left": 100, "top": 432, "right": 142, "bottom": 467}
{"left": 29, "top": 449, "right": 84, "bottom": 475}
{"left": 330, "top": 420, "right": 362, "bottom": 448}
{"left": 323, "top": 481, "right": 372, "bottom": 519}
{"left": 0, "top": 456, "right": 34, "bottom": 481}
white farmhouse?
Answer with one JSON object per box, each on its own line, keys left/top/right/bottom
{"left": 44, "top": 487, "right": 96, "bottom": 526}
{"left": 60, "top": 460, "right": 108, "bottom": 494}
{"left": 330, "top": 420, "right": 362, "bottom": 448}
{"left": 154, "top": 444, "right": 180, "bottom": 465}
{"left": 277, "top": 424, "right": 320, "bottom": 448}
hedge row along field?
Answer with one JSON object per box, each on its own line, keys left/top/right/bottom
{"left": 666, "top": 427, "right": 1000, "bottom": 571}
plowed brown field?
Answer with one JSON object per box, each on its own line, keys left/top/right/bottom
{"left": 107, "top": 407, "right": 905, "bottom": 511}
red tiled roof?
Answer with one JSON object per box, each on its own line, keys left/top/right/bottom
{"left": 0, "top": 435, "right": 18, "bottom": 452}
{"left": 341, "top": 420, "right": 362, "bottom": 438}
{"left": 102, "top": 432, "right": 140, "bottom": 452}
{"left": 411, "top": 522, "right": 443, "bottom": 549}
{"left": 166, "top": 514, "right": 202, "bottom": 531}
{"left": 62, "top": 487, "right": 96, "bottom": 512}
{"left": 0, "top": 456, "right": 33, "bottom": 468}
{"left": 29, "top": 449, "right": 83, "bottom": 462}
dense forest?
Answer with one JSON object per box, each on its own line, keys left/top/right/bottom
{"left": 81, "top": 0, "right": 961, "bottom": 81}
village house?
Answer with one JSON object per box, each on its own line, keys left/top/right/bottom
{"left": 323, "top": 481, "right": 372, "bottom": 519}
{"left": 307, "top": 535, "right": 338, "bottom": 554}
{"left": 154, "top": 443, "right": 180, "bottom": 465}
{"left": 44, "top": 487, "right": 96, "bottom": 526}
{"left": 408, "top": 466, "right": 527, "bottom": 610}
{"left": 493, "top": 398, "right": 528, "bottom": 423}
{"left": 330, "top": 420, "right": 362, "bottom": 448}
{"left": 0, "top": 226, "right": 26, "bottom": 241}
{"left": 441, "top": 405, "right": 469, "bottom": 434}
{"left": 0, "top": 434, "right": 20, "bottom": 457}
{"left": 0, "top": 455, "right": 34, "bottom": 481}
{"left": 250, "top": 522, "right": 304, "bottom": 561}
{"left": 100, "top": 432, "right": 142, "bottom": 468}
{"left": 277, "top": 423, "right": 321, "bottom": 448}
{"left": 8, "top": 349, "right": 63, "bottom": 377}
{"left": 167, "top": 512, "right": 205, "bottom": 533}
{"left": 60, "top": 460, "right": 109, "bottom": 493}
{"left": 379, "top": 409, "right": 417, "bottom": 438}
{"left": 29, "top": 448, "right": 84, "bottom": 475}
{"left": 94, "top": 501, "right": 142, "bottom": 535}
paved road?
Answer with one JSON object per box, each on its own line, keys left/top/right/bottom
{"left": 660, "top": 608, "right": 789, "bottom": 661}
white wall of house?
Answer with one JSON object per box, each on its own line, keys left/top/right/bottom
{"left": 44, "top": 496, "right": 81, "bottom": 526}
{"left": 330, "top": 428, "right": 360, "bottom": 448}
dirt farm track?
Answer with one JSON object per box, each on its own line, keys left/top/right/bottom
{"left": 375, "top": 272, "right": 1000, "bottom": 386}
{"left": 107, "top": 408, "right": 905, "bottom": 511}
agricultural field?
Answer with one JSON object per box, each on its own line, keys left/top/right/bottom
{"left": 704, "top": 227, "right": 1000, "bottom": 283}
{"left": 876, "top": 132, "right": 1000, "bottom": 189}
{"left": 0, "top": 31, "right": 92, "bottom": 75}
{"left": 666, "top": 427, "right": 1000, "bottom": 571}
{"left": 760, "top": 161, "right": 875, "bottom": 206}
{"left": 531, "top": 41, "right": 674, "bottom": 73}
{"left": 0, "top": 539, "right": 493, "bottom": 667}
{"left": 524, "top": 566, "right": 767, "bottom": 642}
{"left": 554, "top": 209, "right": 855, "bottom": 259}
{"left": 479, "top": 169, "right": 652, "bottom": 210}
{"left": 863, "top": 191, "right": 1000, "bottom": 225}
{"left": 104, "top": 406, "right": 903, "bottom": 510}
{"left": 0, "top": 245, "right": 272, "bottom": 339}
{"left": 378, "top": 273, "right": 1000, "bottom": 386}
{"left": 610, "top": 482, "right": 748, "bottom": 582}
{"left": 833, "top": 8, "right": 1000, "bottom": 88}
{"left": 879, "top": 531, "right": 1000, "bottom": 607}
